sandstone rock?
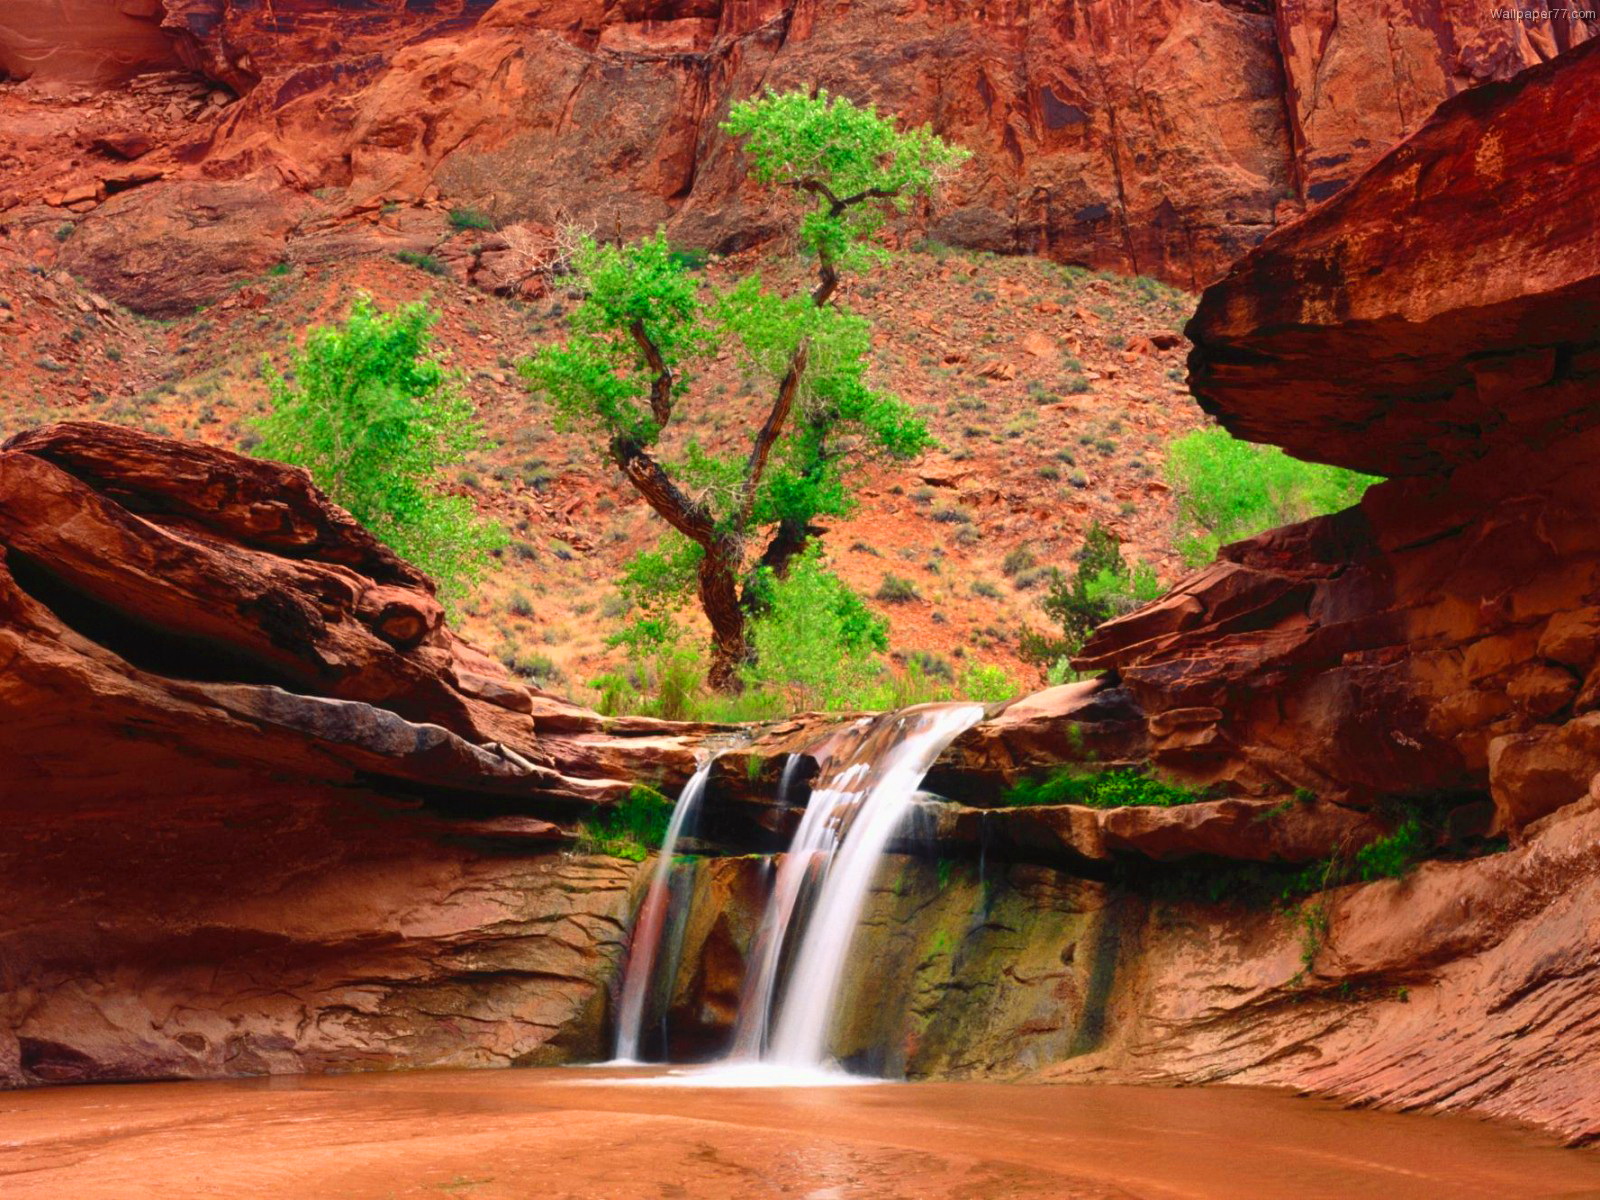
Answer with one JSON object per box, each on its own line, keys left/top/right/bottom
{"left": 0, "top": 0, "right": 181, "bottom": 86}
{"left": 1082, "top": 45, "right": 1600, "bottom": 828}
{"left": 1187, "top": 40, "right": 1600, "bottom": 478}
{"left": 1098, "top": 797, "right": 1384, "bottom": 864}
{"left": 9, "top": 0, "right": 1589, "bottom": 312}
{"left": 1488, "top": 713, "right": 1600, "bottom": 834}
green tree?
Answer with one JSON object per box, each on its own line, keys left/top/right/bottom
{"left": 257, "top": 293, "right": 500, "bottom": 606}
{"left": 1019, "top": 521, "right": 1163, "bottom": 676}
{"left": 1167, "top": 427, "right": 1378, "bottom": 566}
{"left": 524, "top": 90, "right": 967, "bottom": 690}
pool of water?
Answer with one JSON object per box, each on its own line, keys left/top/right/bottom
{"left": 3, "top": 1068, "right": 1596, "bottom": 1199}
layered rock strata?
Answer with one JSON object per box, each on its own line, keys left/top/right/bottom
{"left": 1080, "top": 40, "right": 1600, "bottom": 837}
{"left": 2, "top": 0, "right": 1592, "bottom": 311}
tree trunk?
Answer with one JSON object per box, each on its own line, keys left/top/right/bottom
{"left": 699, "top": 537, "right": 747, "bottom": 692}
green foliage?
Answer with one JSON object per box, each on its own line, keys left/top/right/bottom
{"left": 1019, "top": 522, "right": 1163, "bottom": 672}
{"left": 1167, "top": 427, "right": 1379, "bottom": 567}
{"left": 1003, "top": 767, "right": 1204, "bottom": 809}
{"left": 722, "top": 89, "right": 969, "bottom": 270}
{"left": 448, "top": 207, "right": 495, "bottom": 232}
{"left": 742, "top": 547, "right": 888, "bottom": 710}
{"left": 959, "top": 662, "right": 1017, "bottom": 703}
{"left": 1352, "top": 817, "right": 1430, "bottom": 881}
{"left": 396, "top": 250, "right": 448, "bottom": 276}
{"left": 255, "top": 294, "right": 500, "bottom": 606}
{"left": 575, "top": 785, "right": 675, "bottom": 861}
{"left": 875, "top": 573, "right": 921, "bottom": 603}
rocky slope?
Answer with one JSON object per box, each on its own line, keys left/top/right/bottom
{"left": 1, "top": 0, "right": 1592, "bottom": 314}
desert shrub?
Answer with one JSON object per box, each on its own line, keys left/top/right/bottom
{"left": 1018, "top": 522, "right": 1162, "bottom": 673}
{"left": 255, "top": 294, "right": 501, "bottom": 607}
{"left": 1167, "top": 426, "right": 1379, "bottom": 566}
{"left": 1002, "top": 547, "right": 1036, "bottom": 576}
{"left": 876, "top": 573, "right": 921, "bottom": 603}
{"left": 396, "top": 250, "right": 448, "bottom": 276}
{"left": 448, "top": 207, "right": 495, "bottom": 231}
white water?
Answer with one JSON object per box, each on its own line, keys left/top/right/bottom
{"left": 611, "top": 754, "right": 719, "bottom": 1063}
{"left": 762, "top": 704, "right": 983, "bottom": 1068}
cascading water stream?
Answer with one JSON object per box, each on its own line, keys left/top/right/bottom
{"left": 611, "top": 753, "right": 719, "bottom": 1063}
{"left": 731, "top": 703, "right": 984, "bottom": 1073}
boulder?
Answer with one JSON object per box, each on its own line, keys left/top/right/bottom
{"left": 1488, "top": 714, "right": 1600, "bottom": 834}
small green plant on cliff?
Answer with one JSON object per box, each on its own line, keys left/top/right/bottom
{"left": 255, "top": 293, "right": 501, "bottom": 607}
{"left": 575, "top": 785, "right": 675, "bottom": 861}
{"left": 448, "top": 207, "right": 495, "bottom": 232}
{"left": 523, "top": 90, "right": 966, "bottom": 692}
{"left": 1166, "top": 426, "right": 1379, "bottom": 567}
{"left": 1351, "top": 816, "right": 1430, "bottom": 881}
{"left": 1002, "top": 766, "right": 1204, "bottom": 810}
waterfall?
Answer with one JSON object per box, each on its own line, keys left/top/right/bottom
{"left": 611, "top": 754, "right": 718, "bottom": 1063}
{"left": 735, "top": 702, "right": 984, "bottom": 1071}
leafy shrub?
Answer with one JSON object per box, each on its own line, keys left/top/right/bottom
{"left": 960, "top": 662, "right": 1017, "bottom": 703}
{"left": 1018, "top": 522, "right": 1162, "bottom": 672}
{"left": 576, "top": 785, "right": 674, "bottom": 861}
{"left": 396, "top": 250, "right": 448, "bottom": 276}
{"left": 1003, "top": 767, "right": 1203, "bottom": 809}
{"left": 876, "top": 573, "right": 921, "bottom": 603}
{"left": 743, "top": 548, "right": 888, "bottom": 710}
{"left": 448, "top": 207, "right": 495, "bottom": 231}
{"left": 1352, "top": 817, "right": 1430, "bottom": 881}
{"left": 1167, "top": 427, "right": 1379, "bottom": 567}
{"left": 255, "top": 294, "right": 501, "bottom": 607}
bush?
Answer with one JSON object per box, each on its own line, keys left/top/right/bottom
{"left": 1167, "top": 427, "right": 1379, "bottom": 567}
{"left": 1003, "top": 767, "right": 1204, "bottom": 809}
{"left": 576, "top": 785, "right": 675, "bottom": 861}
{"left": 1018, "top": 522, "right": 1162, "bottom": 671}
{"left": 960, "top": 662, "right": 1017, "bottom": 703}
{"left": 448, "top": 207, "right": 495, "bottom": 232}
{"left": 743, "top": 549, "right": 887, "bottom": 710}
{"left": 254, "top": 294, "right": 501, "bottom": 607}
{"left": 396, "top": 250, "right": 448, "bottom": 276}
{"left": 1352, "top": 817, "right": 1430, "bottom": 881}
{"left": 1002, "top": 547, "right": 1036, "bottom": 576}
{"left": 876, "top": 573, "right": 921, "bottom": 603}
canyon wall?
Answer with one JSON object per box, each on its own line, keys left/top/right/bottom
{"left": 2, "top": 0, "right": 1592, "bottom": 313}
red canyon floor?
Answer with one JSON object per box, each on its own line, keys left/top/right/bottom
{"left": 4, "top": 1070, "right": 1599, "bottom": 1199}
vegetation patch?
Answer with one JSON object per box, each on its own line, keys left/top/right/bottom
{"left": 1002, "top": 766, "right": 1205, "bottom": 809}
{"left": 575, "top": 785, "right": 675, "bottom": 861}
{"left": 1167, "top": 426, "right": 1379, "bottom": 566}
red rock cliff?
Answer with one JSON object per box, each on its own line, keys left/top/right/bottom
{"left": 2, "top": 0, "right": 1591, "bottom": 311}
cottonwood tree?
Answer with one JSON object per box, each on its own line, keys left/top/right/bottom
{"left": 524, "top": 90, "right": 967, "bottom": 690}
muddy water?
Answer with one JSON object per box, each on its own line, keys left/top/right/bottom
{"left": 3, "top": 1069, "right": 1598, "bottom": 1199}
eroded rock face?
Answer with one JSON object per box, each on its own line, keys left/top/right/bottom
{"left": 1037, "top": 797, "right": 1600, "bottom": 1145}
{"left": 1083, "top": 42, "right": 1600, "bottom": 836}
{"left": 3, "top": 0, "right": 1590, "bottom": 311}
{"left": 0, "top": 420, "right": 705, "bottom": 1085}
